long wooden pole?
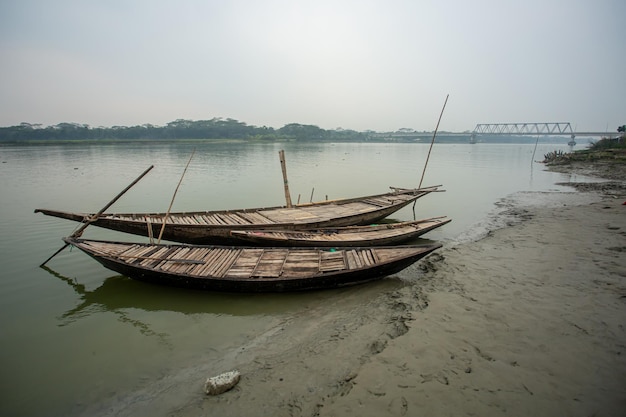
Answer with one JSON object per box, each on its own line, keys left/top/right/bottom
{"left": 413, "top": 94, "right": 449, "bottom": 218}
{"left": 40, "top": 165, "right": 154, "bottom": 266}
{"left": 278, "top": 150, "right": 293, "bottom": 208}
{"left": 418, "top": 94, "right": 448, "bottom": 189}
{"left": 157, "top": 149, "right": 195, "bottom": 244}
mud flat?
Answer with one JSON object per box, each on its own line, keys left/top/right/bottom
{"left": 319, "top": 189, "right": 626, "bottom": 417}
{"left": 105, "top": 160, "right": 626, "bottom": 417}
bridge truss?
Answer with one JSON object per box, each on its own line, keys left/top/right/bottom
{"left": 472, "top": 122, "right": 574, "bottom": 136}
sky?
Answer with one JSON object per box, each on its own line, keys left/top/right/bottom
{"left": 0, "top": 0, "right": 624, "bottom": 133}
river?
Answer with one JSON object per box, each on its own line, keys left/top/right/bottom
{"left": 0, "top": 140, "right": 594, "bottom": 416}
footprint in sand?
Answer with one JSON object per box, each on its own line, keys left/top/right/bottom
{"left": 388, "top": 396, "right": 408, "bottom": 415}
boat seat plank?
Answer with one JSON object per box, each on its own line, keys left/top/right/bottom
{"left": 372, "top": 247, "right": 404, "bottom": 263}
{"left": 282, "top": 252, "right": 320, "bottom": 277}
{"left": 319, "top": 251, "right": 346, "bottom": 272}
{"left": 346, "top": 250, "right": 362, "bottom": 269}
{"left": 251, "top": 249, "right": 289, "bottom": 278}
{"left": 224, "top": 249, "right": 265, "bottom": 278}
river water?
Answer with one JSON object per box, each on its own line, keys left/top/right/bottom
{"left": 0, "top": 140, "right": 594, "bottom": 416}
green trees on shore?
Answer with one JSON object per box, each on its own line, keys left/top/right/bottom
{"left": 0, "top": 118, "right": 368, "bottom": 142}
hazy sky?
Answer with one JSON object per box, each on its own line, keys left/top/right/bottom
{"left": 1, "top": 0, "right": 624, "bottom": 132}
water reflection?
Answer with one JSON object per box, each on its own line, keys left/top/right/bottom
{"left": 41, "top": 265, "right": 379, "bottom": 321}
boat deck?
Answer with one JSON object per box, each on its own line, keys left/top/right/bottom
{"left": 84, "top": 240, "right": 411, "bottom": 280}
{"left": 109, "top": 193, "right": 420, "bottom": 226}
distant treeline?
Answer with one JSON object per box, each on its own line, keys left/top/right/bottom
{"left": 0, "top": 118, "right": 371, "bottom": 142}
{"left": 3, "top": 118, "right": 600, "bottom": 144}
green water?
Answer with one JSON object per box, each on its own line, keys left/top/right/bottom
{"left": 0, "top": 141, "right": 584, "bottom": 416}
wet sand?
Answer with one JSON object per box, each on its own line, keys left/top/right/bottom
{"left": 320, "top": 190, "right": 626, "bottom": 417}
{"left": 117, "top": 164, "right": 626, "bottom": 417}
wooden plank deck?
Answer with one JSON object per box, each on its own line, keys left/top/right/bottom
{"left": 224, "top": 249, "right": 265, "bottom": 278}
{"left": 252, "top": 250, "right": 289, "bottom": 277}
{"left": 283, "top": 251, "right": 321, "bottom": 278}
{"left": 65, "top": 237, "right": 442, "bottom": 292}
{"left": 319, "top": 251, "right": 346, "bottom": 272}
{"left": 98, "top": 191, "right": 424, "bottom": 229}
{"left": 105, "top": 244, "right": 390, "bottom": 278}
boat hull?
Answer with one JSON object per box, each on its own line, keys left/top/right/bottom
{"left": 229, "top": 217, "right": 451, "bottom": 247}
{"left": 64, "top": 238, "right": 442, "bottom": 292}
{"left": 37, "top": 186, "right": 439, "bottom": 244}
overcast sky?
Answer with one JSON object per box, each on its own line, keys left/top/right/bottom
{"left": 0, "top": 0, "right": 624, "bottom": 132}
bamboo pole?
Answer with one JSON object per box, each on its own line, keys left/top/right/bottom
{"left": 147, "top": 217, "right": 154, "bottom": 244}
{"left": 418, "top": 94, "right": 448, "bottom": 189}
{"left": 278, "top": 150, "right": 293, "bottom": 208}
{"left": 413, "top": 94, "right": 449, "bottom": 218}
{"left": 40, "top": 165, "right": 154, "bottom": 267}
{"left": 157, "top": 149, "right": 195, "bottom": 244}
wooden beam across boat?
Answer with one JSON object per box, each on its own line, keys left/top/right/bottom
{"left": 36, "top": 185, "right": 442, "bottom": 245}
{"left": 63, "top": 237, "right": 442, "bottom": 292}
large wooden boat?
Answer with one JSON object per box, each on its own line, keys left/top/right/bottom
{"left": 36, "top": 186, "right": 440, "bottom": 244}
{"left": 63, "top": 237, "right": 442, "bottom": 292}
{"left": 229, "top": 217, "right": 451, "bottom": 247}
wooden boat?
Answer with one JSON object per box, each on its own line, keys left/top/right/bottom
{"left": 63, "top": 237, "right": 442, "bottom": 292}
{"left": 36, "top": 185, "right": 440, "bottom": 245}
{"left": 229, "top": 217, "right": 451, "bottom": 247}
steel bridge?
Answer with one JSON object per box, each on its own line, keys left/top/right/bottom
{"left": 473, "top": 122, "right": 575, "bottom": 136}
{"left": 368, "top": 122, "right": 618, "bottom": 144}
{"left": 470, "top": 122, "right": 616, "bottom": 144}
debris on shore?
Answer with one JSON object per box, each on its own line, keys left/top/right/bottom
{"left": 543, "top": 137, "right": 626, "bottom": 182}
{"left": 204, "top": 370, "right": 241, "bottom": 395}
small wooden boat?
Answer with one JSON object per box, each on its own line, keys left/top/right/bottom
{"left": 36, "top": 186, "right": 441, "bottom": 245}
{"left": 63, "top": 237, "right": 442, "bottom": 292}
{"left": 229, "top": 217, "right": 451, "bottom": 247}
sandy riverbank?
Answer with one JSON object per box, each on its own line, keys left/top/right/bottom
{"left": 319, "top": 190, "right": 626, "bottom": 417}
{"left": 133, "top": 162, "right": 626, "bottom": 417}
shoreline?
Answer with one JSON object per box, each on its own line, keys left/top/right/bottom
{"left": 321, "top": 190, "right": 626, "bottom": 417}
{"left": 106, "top": 161, "right": 626, "bottom": 417}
